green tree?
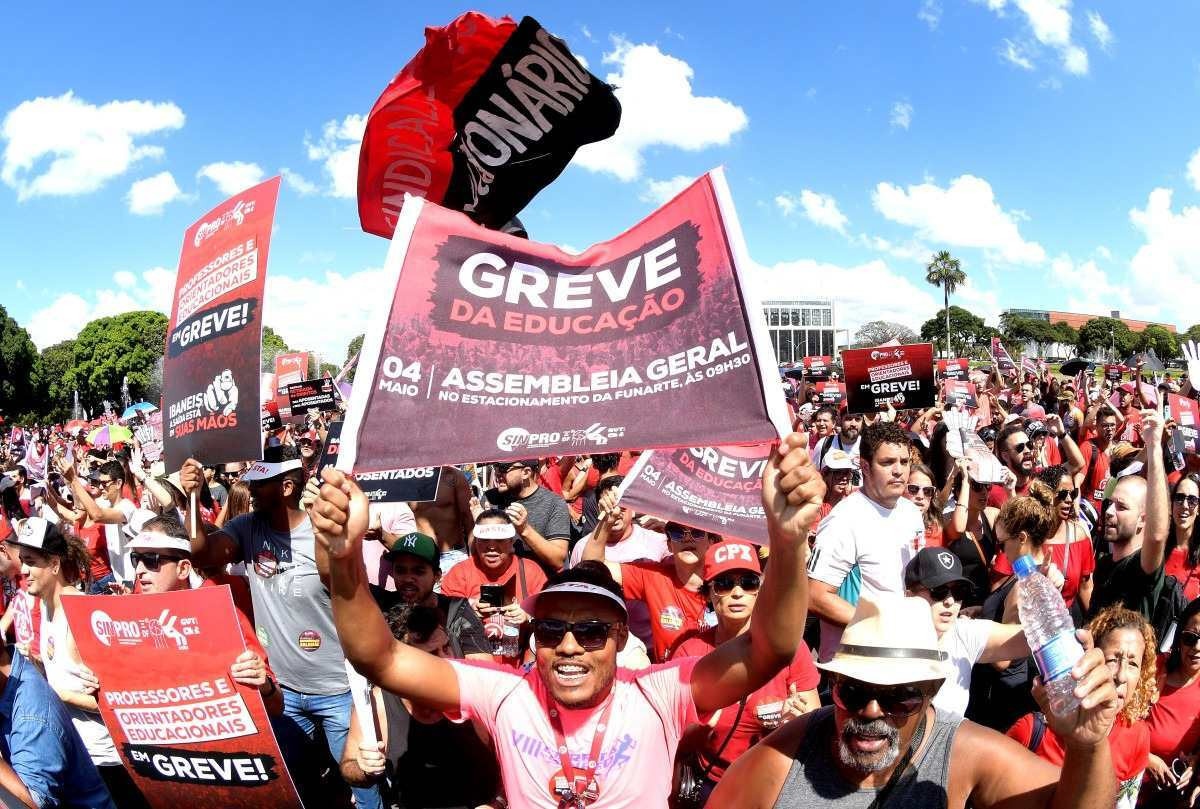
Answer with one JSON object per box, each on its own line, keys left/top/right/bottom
{"left": 919, "top": 306, "right": 988, "bottom": 357}
{"left": 1051, "top": 322, "right": 1078, "bottom": 355}
{"left": 1134, "top": 325, "right": 1179, "bottom": 361}
{"left": 924, "top": 251, "right": 967, "bottom": 358}
{"left": 261, "top": 326, "right": 290, "bottom": 372}
{"left": 853, "top": 320, "right": 920, "bottom": 348}
{"left": 343, "top": 334, "right": 365, "bottom": 382}
{"left": 0, "top": 306, "right": 39, "bottom": 421}
{"left": 1183, "top": 324, "right": 1200, "bottom": 348}
{"left": 35, "top": 340, "right": 77, "bottom": 416}
{"left": 1077, "top": 317, "right": 1135, "bottom": 360}
{"left": 64, "top": 311, "right": 168, "bottom": 414}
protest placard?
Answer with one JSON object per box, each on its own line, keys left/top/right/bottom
{"left": 338, "top": 169, "right": 789, "bottom": 472}
{"left": 937, "top": 358, "right": 969, "bottom": 380}
{"left": 286, "top": 378, "right": 337, "bottom": 413}
{"left": 990, "top": 337, "right": 1017, "bottom": 377}
{"left": 943, "top": 380, "right": 978, "bottom": 410}
{"left": 840, "top": 343, "right": 935, "bottom": 414}
{"left": 1169, "top": 394, "right": 1200, "bottom": 454}
{"left": 1104, "top": 363, "right": 1126, "bottom": 382}
{"left": 62, "top": 588, "right": 301, "bottom": 809}
{"left": 943, "top": 410, "right": 1007, "bottom": 484}
{"left": 816, "top": 381, "right": 846, "bottom": 407}
{"left": 318, "top": 422, "right": 441, "bottom": 502}
{"left": 133, "top": 412, "right": 164, "bottom": 463}
{"left": 802, "top": 355, "right": 833, "bottom": 380}
{"left": 163, "top": 177, "right": 280, "bottom": 469}
{"left": 617, "top": 444, "right": 770, "bottom": 544}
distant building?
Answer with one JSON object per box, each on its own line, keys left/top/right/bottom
{"left": 1003, "top": 308, "right": 1176, "bottom": 334}
{"left": 762, "top": 300, "right": 835, "bottom": 364}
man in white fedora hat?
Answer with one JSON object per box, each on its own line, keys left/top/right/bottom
{"left": 710, "top": 594, "right": 1121, "bottom": 809}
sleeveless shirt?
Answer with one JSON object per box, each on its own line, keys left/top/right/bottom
{"left": 773, "top": 706, "right": 960, "bottom": 809}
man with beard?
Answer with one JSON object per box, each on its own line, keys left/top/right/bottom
{"left": 1079, "top": 406, "right": 1121, "bottom": 514}
{"left": 709, "top": 594, "right": 1122, "bottom": 809}
{"left": 808, "top": 422, "right": 925, "bottom": 663}
{"left": 488, "top": 459, "right": 572, "bottom": 572}
{"left": 986, "top": 423, "right": 1036, "bottom": 508}
{"left": 310, "top": 429, "right": 822, "bottom": 809}
{"left": 1092, "top": 411, "right": 1170, "bottom": 626}
{"left": 814, "top": 412, "right": 863, "bottom": 467}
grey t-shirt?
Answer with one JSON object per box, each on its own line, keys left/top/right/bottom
{"left": 223, "top": 512, "right": 348, "bottom": 695}
{"left": 516, "top": 485, "right": 571, "bottom": 542}
{"left": 208, "top": 481, "right": 228, "bottom": 509}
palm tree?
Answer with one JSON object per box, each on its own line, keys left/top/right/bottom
{"left": 925, "top": 250, "right": 966, "bottom": 358}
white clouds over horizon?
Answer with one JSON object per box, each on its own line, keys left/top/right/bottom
{"left": 776, "top": 189, "right": 850, "bottom": 234}
{"left": 1, "top": 91, "right": 184, "bottom": 200}
{"left": 305, "top": 114, "right": 365, "bottom": 198}
{"left": 26, "top": 266, "right": 176, "bottom": 349}
{"left": 126, "top": 172, "right": 185, "bottom": 215}
{"left": 197, "top": 161, "right": 264, "bottom": 195}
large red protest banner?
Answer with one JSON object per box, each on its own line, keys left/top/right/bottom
{"left": 802, "top": 355, "right": 833, "bottom": 379}
{"left": 1169, "top": 394, "right": 1200, "bottom": 454}
{"left": 618, "top": 444, "right": 770, "bottom": 545}
{"left": 163, "top": 178, "right": 280, "bottom": 469}
{"left": 841, "top": 343, "right": 935, "bottom": 414}
{"left": 62, "top": 588, "right": 301, "bottom": 809}
{"left": 339, "top": 169, "right": 789, "bottom": 471}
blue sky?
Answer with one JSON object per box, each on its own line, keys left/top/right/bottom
{"left": 3, "top": 1, "right": 1200, "bottom": 361}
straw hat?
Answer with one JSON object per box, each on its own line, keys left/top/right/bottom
{"left": 816, "top": 595, "right": 950, "bottom": 686}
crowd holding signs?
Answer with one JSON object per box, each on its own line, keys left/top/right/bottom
{"left": 7, "top": 9, "right": 1200, "bottom": 809}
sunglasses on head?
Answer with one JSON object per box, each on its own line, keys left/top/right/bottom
{"left": 130, "top": 551, "right": 184, "bottom": 572}
{"left": 1179, "top": 630, "right": 1200, "bottom": 647}
{"left": 711, "top": 572, "right": 762, "bottom": 595}
{"left": 906, "top": 485, "right": 936, "bottom": 498}
{"left": 1173, "top": 493, "right": 1200, "bottom": 508}
{"left": 1055, "top": 488, "right": 1080, "bottom": 503}
{"left": 665, "top": 525, "right": 719, "bottom": 543}
{"left": 927, "top": 582, "right": 971, "bottom": 603}
{"left": 531, "top": 618, "right": 617, "bottom": 651}
{"left": 831, "top": 675, "right": 929, "bottom": 718}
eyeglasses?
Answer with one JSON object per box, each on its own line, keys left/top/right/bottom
{"left": 1179, "top": 630, "right": 1200, "bottom": 647}
{"left": 96, "top": 477, "right": 115, "bottom": 486}
{"left": 711, "top": 573, "right": 762, "bottom": 595}
{"left": 928, "top": 583, "right": 971, "bottom": 603}
{"left": 1055, "top": 488, "right": 1080, "bottom": 503}
{"left": 531, "top": 618, "right": 618, "bottom": 651}
{"left": 1008, "top": 441, "right": 1030, "bottom": 455}
{"left": 831, "top": 675, "right": 929, "bottom": 718}
{"left": 493, "top": 463, "right": 526, "bottom": 475}
{"left": 130, "top": 552, "right": 185, "bottom": 572}
{"left": 1172, "top": 493, "right": 1200, "bottom": 508}
{"left": 665, "top": 526, "right": 720, "bottom": 544}
{"left": 906, "top": 485, "right": 936, "bottom": 498}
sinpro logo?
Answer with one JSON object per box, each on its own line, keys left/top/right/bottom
{"left": 90, "top": 609, "right": 194, "bottom": 651}
{"left": 496, "top": 427, "right": 530, "bottom": 452}
{"left": 193, "top": 199, "right": 250, "bottom": 247}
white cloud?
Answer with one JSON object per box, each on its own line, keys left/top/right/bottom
{"left": 774, "top": 194, "right": 798, "bottom": 216}
{"left": 1, "top": 91, "right": 183, "bottom": 200}
{"left": 1186, "top": 148, "right": 1200, "bottom": 192}
{"left": 26, "top": 266, "right": 175, "bottom": 348}
{"left": 126, "top": 171, "right": 184, "bottom": 215}
{"left": 1094, "top": 245, "right": 1113, "bottom": 261}
{"left": 281, "top": 167, "right": 319, "bottom": 196}
{"left": 1124, "top": 188, "right": 1200, "bottom": 326}
{"left": 1050, "top": 254, "right": 1132, "bottom": 315}
{"left": 754, "top": 257, "right": 939, "bottom": 337}
{"left": 857, "top": 234, "right": 933, "bottom": 264}
{"left": 1086, "top": 11, "right": 1113, "bottom": 50}
{"left": 918, "top": 0, "right": 943, "bottom": 30}
{"left": 890, "top": 101, "right": 914, "bottom": 130}
{"left": 305, "top": 114, "right": 366, "bottom": 198}
{"left": 573, "top": 38, "right": 748, "bottom": 181}
{"left": 197, "top": 161, "right": 264, "bottom": 195}
{"left": 1000, "top": 39, "right": 1035, "bottom": 70}
{"left": 978, "top": 0, "right": 1089, "bottom": 75}
{"left": 872, "top": 174, "right": 1046, "bottom": 264}
{"left": 796, "top": 190, "right": 849, "bottom": 233}
{"left": 1061, "top": 44, "right": 1088, "bottom": 75}
{"left": 262, "top": 268, "right": 392, "bottom": 360}
{"left": 640, "top": 175, "right": 695, "bottom": 204}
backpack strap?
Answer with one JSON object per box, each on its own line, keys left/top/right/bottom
{"left": 1027, "top": 711, "right": 1047, "bottom": 753}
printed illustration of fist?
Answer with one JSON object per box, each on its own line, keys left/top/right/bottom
{"left": 205, "top": 369, "right": 239, "bottom": 416}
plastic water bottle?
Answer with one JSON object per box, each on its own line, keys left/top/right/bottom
{"left": 1013, "top": 554, "right": 1085, "bottom": 717}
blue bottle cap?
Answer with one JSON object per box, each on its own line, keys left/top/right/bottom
{"left": 1012, "top": 554, "right": 1038, "bottom": 578}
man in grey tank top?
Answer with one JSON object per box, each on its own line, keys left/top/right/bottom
{"left": 710, "top": 594, "right": 1122, "bottom": 809}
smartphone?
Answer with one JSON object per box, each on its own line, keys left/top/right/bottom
{"left": 479, "top": 584, "right": 505, "bottom": 609}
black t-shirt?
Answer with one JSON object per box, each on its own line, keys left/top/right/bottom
{"left": 1092, "top": 546, "right": 1165, "bottom": 621}
{"left": 965, "top": 576, "right": 1037, "bottom": 732}
{"left": 370, "top": 587, "right": 491, "bottom": 659}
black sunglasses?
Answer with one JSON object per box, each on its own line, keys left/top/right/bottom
{"left": 831, "top": 675, "right": 929, "bottom": 718}
{"left": 711, "top": 573, "right": 762, "bottom": 595}
{"left": 927, "top": 582, "right": 971, "bottom": 604}
{"left": 1180, "top": 630, "right": 1200, "bottom": 647}
{"left": 906, "top": 485, "right": 936, "bottom": 498}
{"left": 1008, "top": 441, "right": 1030, "bottom": 455}
{"left": 95, "top": 477, "right": 115, "bottom": 486}
{"left": 665, "top": 525, "right": 720, "bottom": 543}
{"left": 1055, "top": 488, "right": 1080, "bottom": 503}
{"left": 531, "top": 618, "right": 618, "bottom": 651}
{"left": 1173, "top": 493, "right": 1200, "bottom": 508}
{"left": 130, "top": 552, "right": 185, "bottom": 572}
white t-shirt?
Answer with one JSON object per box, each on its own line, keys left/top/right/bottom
{"left": 815, "top": 433, "right": 862, "bottom": 463}
{"left": 932, "top": 617, "right": 991, "bottom": 717}
{"left": 807, "top": 491, "right": 924, "bottom": 661}
{"left": 98, "top": 497, "right": 137, "bottom": 583}
{"left": 569, "top": 524, "right": 668, "bottom": 650}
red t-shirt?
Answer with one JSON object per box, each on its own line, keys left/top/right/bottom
{"left": 1164, "top": 546, "right": 1200, "bottom": 602}
{"left": 0, "top": 514, "right": 11, "bottom": 542}
{"left": 671, "top": 628, "right": 819, "bottom": 779}
{"left": 440, "top": 556, "right": 549, "bottom": 602}
{"left": 922, "top": 522, "right": 944, "bottom": 549}
{"left": 1079, "top": 441, "right": 1113, "bottom": 512}
{"left": 74, "top": 521, "right": 113, "bottom": 583}
{"left": 992, "top": 529, "right": 1095, "bottom": 608}
{"left": 620, "top": 559, "right": 707, "bottom": 662}
{"left": 539, "top": 461, "right": 564, "bottom": 496}
{"left": 987, "top": 480, "right": 1031, "bottom": 509}
{"left": 1008, "top": 712, "right": 1148, "bottom": 785}
{"left": 1147, "top": 653, "right": 1200, "bottom": 761}
{"left": 206, "top": 571, "right": 255, "bottom": 626}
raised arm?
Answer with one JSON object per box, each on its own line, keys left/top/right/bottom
{"left": 976, "top": 619, "right": 1031, "bottom": 665}
{"left": 311, "top": 468, "right": 460, "bottom": 712}
{"left": 178, "top": 459, "right": 242, "bottom": 568}
{"left": 690, "top": 431, "right": 824, "bottom": 714}
{"left": 1140, "top": 410, "right": 1170, "bottom": 574}
{"left": 1046, "top": 414, "right": 1085, "bottom": 478}
{"left": 59, "top": 457, "right": 124, "bottom": 524}
{"left": 578, "top": 508, "right": 623, "bottom": 583}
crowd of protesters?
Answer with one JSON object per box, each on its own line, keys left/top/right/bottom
{"left": 0, "top": 348, "right": 1197, "bottom": 808}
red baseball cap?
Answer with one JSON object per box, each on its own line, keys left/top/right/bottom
{"left": 703, "top": 540, "right": 762, "bottom": 581}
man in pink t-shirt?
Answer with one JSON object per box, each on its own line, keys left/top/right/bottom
{"left": 311, "top": 430, "right": 825, "bottom": 808}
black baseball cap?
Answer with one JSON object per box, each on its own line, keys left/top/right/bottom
{"left": 904, "top": 548, "right": 971, "bottom": 592}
